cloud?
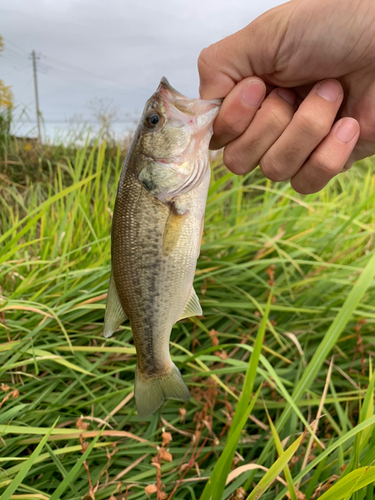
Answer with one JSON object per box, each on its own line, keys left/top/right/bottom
{"left": 1, "top": 0, "right": 283, "bottom": 130}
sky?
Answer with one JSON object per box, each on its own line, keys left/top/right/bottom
{"left": 1, "top": 0, "right": 285, "bottom": 138}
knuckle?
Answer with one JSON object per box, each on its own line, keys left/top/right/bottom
{"left": 313, "top": 152, "right": 341, "bottom": 177}
{"left": 217, "top": 113, "right": 243, "bottom": 138}
{"left": 259, "top": 156, "right": 290, "bottom": 182}
{"left": 266, "top": 106, "right": 293, "bottom": 132}
{"left": 198, "top": 44, "right": 222, "bottom": 77}
{"left": 312, "top": 153, "right": 333, "bottom": 176}
{"left": 197, "top": 47, "right": 211, "bottom": 74}
{"left": 223, "top": 147, "right": 242, "bottom": 173}
{"left": 297, "top": 112, "right": 331, "bottom": 138}
{"left": 224, "top": 146, "right": 257, "bottom": 175}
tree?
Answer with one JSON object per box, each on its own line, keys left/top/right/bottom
{"left": 0, "top": 35, "right": 14, "bottom": 109}
{"left": 0, "top": 35, "right": 14, "bottom": 144}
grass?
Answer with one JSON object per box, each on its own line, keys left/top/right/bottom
{"left": 1, "top": 130, "right": 375, "bottom": 499}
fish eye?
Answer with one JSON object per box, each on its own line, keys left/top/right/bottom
{"left": 145, "top": 112, "right": 161, "bottom": 129}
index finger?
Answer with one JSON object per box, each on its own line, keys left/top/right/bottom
{"left": 198, "top": 46, "right": 238, "bottom": 99}
{"left": 198, "top": 30, "right": 259, "bottom": 100}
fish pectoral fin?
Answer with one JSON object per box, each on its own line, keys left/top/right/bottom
{"left": 162, "top": 202, "right": 188, "bottom": 256}
{"left": 103, "top": 272, "right": 128, "bottom": 338}
{"left": 178, "top": 287, "right": 203, "bottom": 321}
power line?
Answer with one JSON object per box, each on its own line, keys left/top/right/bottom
{"left": 3, "top": 37, "right": 123, "bottom": 86}
{"left": 15, "top": 117, "right": 136, "bottom": 124}
{"left": 0, "top": 52, "right": 28, "bottom": 69}
{"left": 3, "top": 36, "right": 143, "bottom": 139}
{"left": 3, "top": 36, "right": 114, "bottom": 85}
{"left": 4, "top": 46, "right": 28, "bottom": 62}
{"left": 2, "top": 36, "right": 146, "bottom": 93}
{"left": 17, "top": 76, "right": 34, "bottom": 102}
{"left": 0, "top": 70, "right": 26, "bottom": 77}
{"left": 41, "top": 54, "right": 124, "bottom": 87}
{"left": 40, "top": 68, "right": 111, "bottom": 92}
{"left": 2, "top": 36, "right": 30, "bottom": 55}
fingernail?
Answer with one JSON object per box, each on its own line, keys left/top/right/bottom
{"left": 277, "top": 88, "right": 295, "bottom": 105}
{"left": 241, "top": 79, "right": 265, "bottom": 106}
{"left": 335, "top": 119, "right": 359, "bottom": 143}
{"left": 317, "top": 80, "right": 342, "bottom": 102}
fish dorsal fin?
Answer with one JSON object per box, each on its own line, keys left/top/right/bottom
{"left": 103, "top": 273, "right": 128, "bottom": 338}
{"left": 163, "top": 201, "right": 188, "bottom": 256}
{"left": 178, "top": 287, "right": 203, "bottom": 321}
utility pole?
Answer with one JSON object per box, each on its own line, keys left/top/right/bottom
{"left": 31, "top": 50, "right": 42, "bottom": 143}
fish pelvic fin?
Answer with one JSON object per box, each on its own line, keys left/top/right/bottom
{"left": 135, "top": 363, "right": 190, "bottom": 419}
{"left": 103, "top": 272, "right": 128, "bottom": 338}
{"left": 178, "top": 286, "right": 202, "bottom": 321}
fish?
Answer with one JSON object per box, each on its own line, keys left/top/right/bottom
{"left": 103, "top": 77, "right": 221, "bottom": 418}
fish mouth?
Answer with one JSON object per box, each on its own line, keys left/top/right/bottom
{"left": 158, "top": 76, "right": 222, "bottom": 105}
{"left": 148, "top": 77, "right": 221, "bottom": 166}
{"left": 157, "top": 77, "right": 186, "bottom": 99}
{"left": 157, "top": 76, "right": 222, "bottom": 126}
{"left": 155, "top": 109, "right": 220, "bottom": 168}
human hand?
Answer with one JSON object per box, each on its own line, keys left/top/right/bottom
{"left": 198, "top": 0, "right": 375, "bottom": 193}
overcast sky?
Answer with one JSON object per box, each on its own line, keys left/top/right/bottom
{"left": 1, "top": 0, "right": 284, "bottom": 132}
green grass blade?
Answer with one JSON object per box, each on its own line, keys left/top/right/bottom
{"left": 275, "top": 415, "right": 375, "bottom": 499}
{"left": 199, "top": 295, "right": 271, "bottom": 500}
{"left": 4, "top": 132, "right": 375, "bottom": 499}
{"left": 288, "top": 249, "right": 375, "bottom": 417}
{"left": 0, "top": 420, "right": 57, "bottom": 500}
{"left": 318, "top": 467, "right": 375, "bottom": 500}
{"left": 200, "top": 385, "right": 262, "bottom": 500}
{"left": 246, "top": 248, "right": 375, "bottom": 486}
{"left": 48, "top": 431, "right": 102, "bottom": 500}
{"left": 229, "top": 294, "right": 271, "bottom": 437}
{"left": 246, "top": 433, "right": 304, "bottom": 500}
{"left": 265, "top": 407, "right": 298, "bottom": 500}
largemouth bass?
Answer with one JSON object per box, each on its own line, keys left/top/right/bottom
{"left": 103, "top": 77, "right": 220, "bottom": 418}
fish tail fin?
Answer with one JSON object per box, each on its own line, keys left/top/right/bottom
{"left": 134, "top": 363, "right": 190, "bottom": 419}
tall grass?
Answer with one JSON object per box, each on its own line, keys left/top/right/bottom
{"left": 1, "top": 133, "right": 375, "bottom": 499}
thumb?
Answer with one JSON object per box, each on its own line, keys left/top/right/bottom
{"left": 198, "top": 5, "right": 292, "bottom": 100}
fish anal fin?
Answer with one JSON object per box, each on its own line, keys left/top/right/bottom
{"left": 163, "top": 202, "right": 188, "bottom": 256}
{"left": 178, "top": 287, "right": 202, "bottom": 321}
{"left": 103, "top": 272, "right": 128, "bottom": 338}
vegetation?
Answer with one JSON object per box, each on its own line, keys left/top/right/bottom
{"left": 0, "top": 36, "right": 14, "bottom": 109}
{"left": 0, "top": 35, "right": 14, "bottom": 151}
{"left": 1, "top": 128, "right": 375, "bottom": 500}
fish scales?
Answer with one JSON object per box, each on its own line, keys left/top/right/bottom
{"left": 113, "top": 169, "right": 208, "bottom": 372}
{"left": 103, "top": 77, "right": 220, "bottom": 418}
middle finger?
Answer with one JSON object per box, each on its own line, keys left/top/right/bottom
{"left": 259, "top": 79, "right": 344, "bottom": 182}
